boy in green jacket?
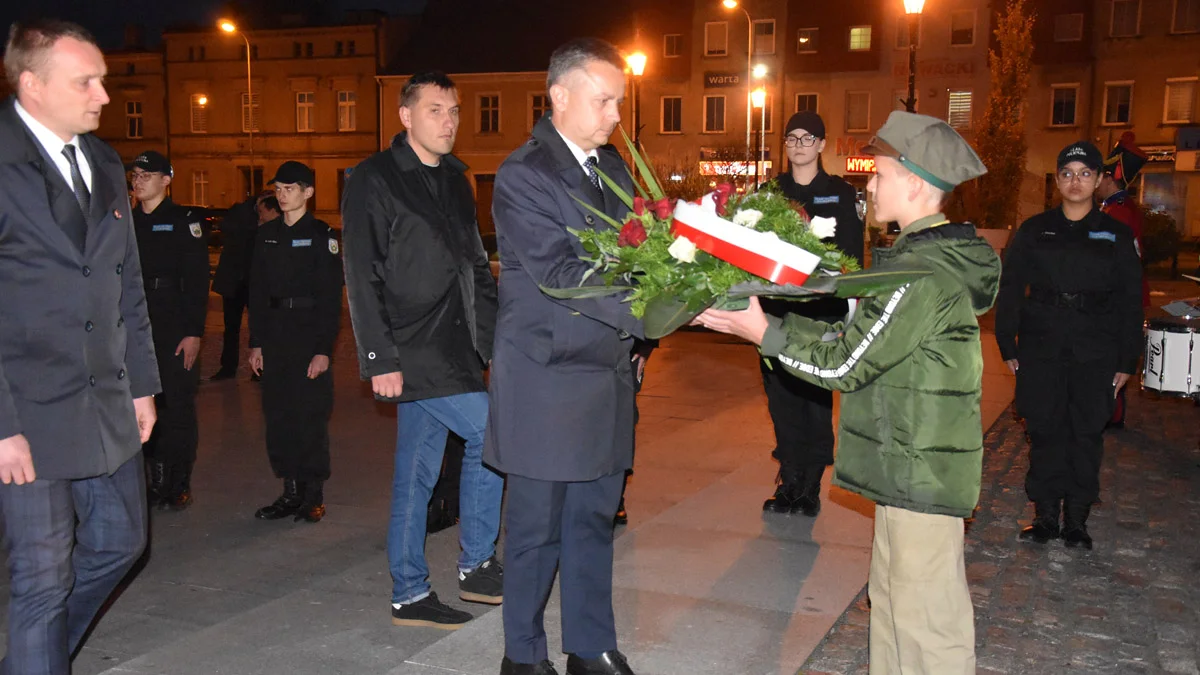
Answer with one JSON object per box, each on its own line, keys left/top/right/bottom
{"left": 698, "top": 111, "right": 1000, "bottom": 675}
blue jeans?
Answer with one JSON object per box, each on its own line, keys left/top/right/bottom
{"left": 389, "top": 392, "right": 503, "bottom": 604}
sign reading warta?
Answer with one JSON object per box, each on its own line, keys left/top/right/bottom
{"left": 704, "top": 71, "right": 742, "bottom": 88}
{"left": 891, "top": 59, "right": 977, "bottom": 78}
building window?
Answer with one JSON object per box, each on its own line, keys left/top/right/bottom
{"left": 305, "top": 42, "right": 314, "bottom": 57}
{"left": 1164, "top": 78, "right": 1197, "bottom": 123}
{"left": 896, "top": 16, "right": 921, "bottom": 49}
{"left": 703, "top": 95, "right": 726, "bottom": 133}
{"left": 192, "top": 170, "right": 208, "bottom": 205}
{"left": 126, "top": 63, "right": 135, "bottom": 75}
{"left": 338, "top": 91, "right": 358, "bottom": 132}
{"left": 1054, "top": 13, "right": 1084, "bottom": 41}
{"left": 530, "top": 93, "right": 551, "bottom": 129}
{"left": 846, "top": 91, "right": 870, "bottom": 132}
{"left": 950, "top": 10, "right": 976, "bottom": 45}
{"left": 1173, "top": 0, "right": 1200, "bottom": 32}
{"left": 1103, "top": 82, "right": 1134, "bottom": 124}
{"left": 795, "top": 93, "right": 818, "bottom": 113}
{"left": 241, "top": 92, "right": 261, "bottom": 133}
{"left": 664, "top": 33, "right": 682, "bottom": 58}
{"left": 296, "top": 92, "right": 315, "bottom": 133}
{"left": 1110, "top": 0, "right": 1140, "bottom": 37}
{"left": 190, "top": 93, "right": 208, "bottom": 133}
{"left": 293, "top": 42, "right": 302, "bottom": 57}
{"left": 335, "top": 41, "right": 344, "bottom": 56}
{"left": 796, "top": 28, "right": 819, "bottom": 53}
{"left": 848, "top": 26, "right": 872, "bottom": 52}
{"left": 1051, "top": 85, "right": 1079, "bottom": 126}
{"left": 753, "top": 19, "right": 776, "bottom": 55}
{"left": 478, "top": 94, "right": 500, "bottom": 133}
{"left": 240, "top": 166, "right": 263, "bottom": 197}
{"left": 239, "top": 45, "right": 258, "bottom": 60}
{"left": 947, "top": 90, "right": 973, "bottom": 129}
{"left": 348, "top": 40, "right": 357, "bottom": 55}
{"left": 188, "top": 46, "right": 206, "bottom": 61}
{"left": 125, "top": 100, "right": 143, "bottom": 139}
{"left": 705, "top": 22, "right": 729, "bottom": 56}
{"left": 662, "top": 96, "right": 683, "bottom": 133}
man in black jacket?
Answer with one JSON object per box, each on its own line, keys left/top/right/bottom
{"left": 762, "top": 111, "right": 865, "bottom": 517}
{"left": 0, "top": 21, "right": 159, "bottom": 673}
{"left": 342, "top": 72, "right": 501, "bottom": 630}
{"left": 209, "top": 192, "right": 263, "bottom": 381}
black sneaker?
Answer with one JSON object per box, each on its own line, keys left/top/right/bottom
{"left": 459, "top": 556, "right": 503, "bottom": 605}
{"left": 390, "top": 592, "right": 472, "bottom": 630}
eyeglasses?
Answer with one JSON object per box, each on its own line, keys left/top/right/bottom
{"left": 785, "top": 134, "right": 819, "bottom": 148}
{"left": 129, "top": 172, "right": 162, "bottom": 183}
{"left": 1056, "top": 168, "right": 1095, "bottom": 183}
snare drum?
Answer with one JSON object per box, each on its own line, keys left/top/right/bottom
{"left": 1143, "top": 317, "right": 1200, "bottom": 397}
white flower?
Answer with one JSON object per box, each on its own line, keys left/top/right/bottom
{"left": 668, "top": 236, "right": 698, "bottom": 263}
{"left": 810, "top": 215, "right": 837, "bottom": 239}
{"left": 732, "top": 208, "right": 764, "bottom": 228}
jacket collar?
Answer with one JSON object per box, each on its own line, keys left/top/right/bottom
{"left": 531, "top": 113, "right": 626, "bottom": 217}
{"left": 895, "top": 212, "right": 951, "bottom": 246}
{"left": 0, "top": 97, "right": 48, "bottom": 166}
{"left": 388, "top": 131, "right": 468, "bottom": 174}
{"left": 779, "top": 165, "right": 831, "bottom": 192}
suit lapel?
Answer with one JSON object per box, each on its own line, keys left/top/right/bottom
{"left": 3, "top": 107, "right": 88, "bottom": 257}
{"left": 83, "top": 135, "right": 116, "bottom": 230}
{"left": 598, "top": 151, "right": 629, "bottom": 222}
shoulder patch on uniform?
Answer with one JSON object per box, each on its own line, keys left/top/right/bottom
{"left": 189, "top": 222, "right": 203, "bottom": 238}
{"left": 1088, "top": 231, "right": 1116, "bottom": 242}
{"left": 328, "top": 238, "right": 339, "bottom": 255}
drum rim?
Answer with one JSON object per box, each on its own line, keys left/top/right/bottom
{"left": 1145, "top": 318, "right": 1200, "bottom": 333}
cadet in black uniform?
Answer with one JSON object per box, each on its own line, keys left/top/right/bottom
{"left": 995, "top": 141, "right": 1143, "bottom": 549}
{"left": 249, "top": 161, "right": 343, "bottom": 523}
{"left": 128, "top": 150, "right": 209, "bottom": 510}
{"left": 761, "top": 112, "right": 864, "bottom": 516}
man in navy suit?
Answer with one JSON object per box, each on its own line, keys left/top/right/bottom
{"left": 0, "top": 20, "right": 160, "bottom": 674}
{"left": 486, "top": 38, "right": 643, "bottom": 675}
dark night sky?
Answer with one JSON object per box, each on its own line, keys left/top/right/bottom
{"left": 1, "top": 0, "right": 428, "bottom": 50}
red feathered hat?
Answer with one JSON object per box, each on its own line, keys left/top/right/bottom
{"left": 1103, "top": 131, "right": 1148, "bottom": 190}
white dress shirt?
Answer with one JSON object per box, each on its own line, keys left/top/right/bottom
{"left": 14, "top": 100, "right": 93, "bottom": 192}
{"left": 555, "top": 127, "right": 600, "bottom": 190}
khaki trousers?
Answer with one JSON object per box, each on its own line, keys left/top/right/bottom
{"left": 868, "top": 504, "right": 975, "bottom": 675}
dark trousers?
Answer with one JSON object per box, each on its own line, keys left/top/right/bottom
{"left": 143, "top": 330, "right": 200, "bottom": 474}
{"left": 1016, "top": 357, "right": 1114, "bottom": 504}
{"left": 0, "top": 454, "right": 147, "bottom": 675}
{"left": 261, "top": 340, "right": 333, "bottom": 482}
{"left": 502, "top": 472, "right": 624, "bottom": 663}
{"left": 761, "top": 357, "right": 835, "bottom": 469}
{"left": 220, "top": 288, "right": 247, "bottom": 374}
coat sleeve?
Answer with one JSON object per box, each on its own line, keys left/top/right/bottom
{"left": 314, "top": 228, "right": 344, "bottom": 358}
{"left": 1113, "top": 229, "right": 1144, "bottom": 374}
{"left": 341, "top": 168, "right": 402, "bottom": 377}
{"left": 493, "top": 160, "right": 643, "bottom": 338}
{"left": 0, "top": 357, "right": 21, "bottom": 440}
{"left": 248, "top": 230, "right": 267, "bottom": 350}
{"left": 759, "top": 277, "right": 940, "bottom": 392}
{"left": 120, "top": 209, "right": 162, "bottom": 399}
{"left": 180, "top": 211, "right": 211, "bottom": 338}
{"left": 994, "top": 221, "right": 1033, "bottom": 362}
{"left": 468, "top": 217, "right": 498, "bottom": 364}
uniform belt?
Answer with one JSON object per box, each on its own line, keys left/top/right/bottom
{"left": 268, "top": 296, "right": 316, "bottom": 309}
{"left": 1028, "top": 287, "right": 1112, "bottom": 311}
{"left": 145, "top": 276, "right": 180, "bottom": 291}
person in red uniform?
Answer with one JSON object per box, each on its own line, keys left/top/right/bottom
{"left": 1097, "top": 132, "right": 1148, "bottom": 429}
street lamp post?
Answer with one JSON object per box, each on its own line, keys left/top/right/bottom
{"left": 219, "top": 19, "right": 255, "bottom": 196}
{"left": 722, "top": 0, "right": 754, "bottom": 186}
{"left": 626, "top": 51, "right": 647, "bottom": 149}
{"left": 902, "top": 0, "right": 926, "bottom": 113}
{"left": 751, "top": 87, "right": 766, "bottom": 187}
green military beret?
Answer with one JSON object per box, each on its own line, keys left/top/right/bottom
{"left": 864, "top": 111, "right": 987, "bottom": 191}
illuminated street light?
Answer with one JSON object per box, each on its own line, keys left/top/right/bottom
{"left": 626, "top": 51, "right": 647, "bottom": 77}
{"left": 902, "top": 0, "right": 926, "bottom": 112}
{"left": 218, "top": 18, "right": 257, "bottom": 195}
{"left": 752, "top": 63, "right": 768, "bottom": 79}
{"left": 625, "top": 51, "right": 647, "bottom": 147}
{"left": 721, "top": 0, "right": 754, "bottom": 185}
{"left": 750, "top": 88, "right": 766, "bottom": 108}
{"left": 197, "top": 95, "right": 208, "bottom": 106}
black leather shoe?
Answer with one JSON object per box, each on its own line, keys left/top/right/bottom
{"left": 500, "top": 656, "right": 560, "bottom": 675}
{"left": 566, "top": 650, "right": 635, "bottom": 675}
{"left": 146, "top": 460, "right": 167, "bottom": 508}
{"left": 256, "top": 479, "right": 303, "bottom": 520}
{"left": 1062, "top": 500, "right": 1094, "bottom": 550}
{"left": 794, "top": 465, "right": 824, "bottom": 517}
{"left": 295, "top": 480, "right": 326, "bottom": 523}
{"left": 1019, "top": 519, "right": 1060, "bottom": 543}
{"left": 208, "top": 369, "right": 237, "bottom": 382}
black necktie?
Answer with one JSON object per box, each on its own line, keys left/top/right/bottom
{"left": 583, "top": 156, "right": 603, "bottom": 200}
{"left": 62, "top": 144, "right": 91, "bottom": 220}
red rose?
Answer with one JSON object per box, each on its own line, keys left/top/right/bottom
{"left": 618, "top": 219, "right": 648, "bottom": 247}
{"left": 713, "top": 183, "right": 734, "bottom": 198}
{"left": 633, "top": 196, "right": 646, "bottom": 216}
{"left": 651, "top": 197, "right": 675, "bottom": 220}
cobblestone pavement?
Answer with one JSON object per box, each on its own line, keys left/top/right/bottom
{"left": 802, "top": 388, "right": 1200, "bottom": 675}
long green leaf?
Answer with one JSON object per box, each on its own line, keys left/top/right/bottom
{"left": 618, "top": 127, "right": 664, "bottom": 200}
{"left": 626, "top": 166, "right": 650, "bottom": 201}
{"left": 591, "top": 165, "right": 635, "bottom": 212}
{"left": 570, "top": 194, "right": 625, "bottom": 230}
{"left": 540, "top": 284, "right": 632, "bottom": 299}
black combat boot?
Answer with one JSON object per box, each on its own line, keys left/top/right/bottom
{"left": 296, "top": 480, "right": 326, "bottom": 523}
{"left": 1062, "top": 500, "right": 1093, "bottom": 550}
{"left": 1018, "top": 500, "right": 1061, "bottom": 544}
{"left": 256, "top": 478, "right": 303, "bottom": 520}
{"left": 164, "top": 465, "right": 193, "bottom": 511}
{"left": 763, "top": 464, "right": 803, "bottom": 513}
{"left": 795, "top": 465, "right": 825, "bottom": 517}
{"left": 146, "top": 460, "right": 167, "bottom": 509}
